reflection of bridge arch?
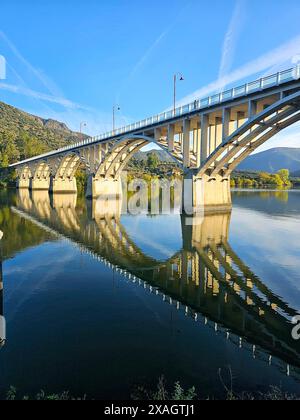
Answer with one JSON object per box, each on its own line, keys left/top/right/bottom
{"left": 10, "top": 192, "right": 300, "bottom": 378}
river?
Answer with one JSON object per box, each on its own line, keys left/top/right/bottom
{"left": 0, "top": 189, "right": 299, "bottom": 399}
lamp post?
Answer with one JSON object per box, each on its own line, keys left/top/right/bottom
{"left": 80, "top": 122, "right": 87, "bottom": 134}
{"left": 173, "top": 73, "right": 184, "bottom": 116}
{"left": 113, "top": 105, "right": 121, "bottom": 131}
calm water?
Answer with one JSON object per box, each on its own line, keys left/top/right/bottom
{"left": 0, "top": 189, "right": 300, "bottom": 399}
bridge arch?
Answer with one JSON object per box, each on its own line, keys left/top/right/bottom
{"left": 16, "top": 165, "right": 32, "bottom": 189}
{"left": 95, "top": 134, "right": 182, "bottom": 180}
{"left": 32, "top": 161, "right": 51, "bottom": 179}
{"left": 197, "top": 91, "right": 300, "bottom": 178}
{"left": 55, "top": 152, "right": 91, "bottom": 179}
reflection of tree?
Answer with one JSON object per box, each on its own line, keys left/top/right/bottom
{"left": 234, "top": 190, "right": 289, "bottom": 202}
{"left": 0, "top": 203, "right": 56, "bottom": 260}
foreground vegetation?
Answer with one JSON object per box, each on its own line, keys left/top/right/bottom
{"left": 2, "top": 378, "right": 298, "bottom": 401}
{"left": 132, "top": 376, "right": 299, "bottom": 401}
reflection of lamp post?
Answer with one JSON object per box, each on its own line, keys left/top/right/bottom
{"left": 80, "top": 122, "right": 87, "bottom": 134}
{"left": 113, "top": 105, "right": 121, "bottom": 131}
{"left": 173, "top": 73, "right": 184, "bottom": 115}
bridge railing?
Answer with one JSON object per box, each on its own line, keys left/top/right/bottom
{"left": 9, "top": 66, "right": 300, "bottom": 167}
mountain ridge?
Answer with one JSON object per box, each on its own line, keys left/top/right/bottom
{"left": 0, "top": 100, "right": 90, "bottom": 165}
{"left": 237, "top": 147, "right": 300, "bottom": 174}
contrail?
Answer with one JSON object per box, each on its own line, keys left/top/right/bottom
{"left": 119, "top": 0, "right": 194, "bottom": 97}
{"left": 0, "top": 81, "right": 94, "bottom": 111}
{"left": 218, "top": 0, "right": 246, "bottom": 86}
{"left": 0, "top": 30, "right": 64, "bottom": 98}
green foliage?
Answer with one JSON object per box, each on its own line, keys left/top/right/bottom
{"left": 0, "top": 100, "right": 87, "bottom": 188}
{"left": 5, "top": 386, "right": 85, "bottom": 401}
{"left": 132, "top": 376, "right": 197, "bottom": 401}
{"left": 0, "top": 201, "right": 54, "bottom": 259}
{"left": 15, "top": 132, "right": 48, "bottom": 160}
{"left": 277, "top": 169, "right": 292, "bottom": 186}
{"left": 0, "top": 101, "right": 87, "bottom": 167}
{"left": 172, "top": 381, "right": 197, "bottom": 401}
{"left": 147, "top": 152, "right": 159, "bottom": 169}
{"left": 232, "top": 168, "right": 293, "bottom": 189}
{"left": 75, "top": 169, "right": 88, "bottom": 193}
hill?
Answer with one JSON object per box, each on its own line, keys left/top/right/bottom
{"left": 237, "top": 147, "right": 300, "bottom": 173}
{"left": 133, "top": 149, "right": 174, "bottom": 163}
{"left": 0, "top": 101, "right": 88, "bottom": 165}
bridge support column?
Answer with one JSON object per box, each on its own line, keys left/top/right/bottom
{"left": 50, "top": 176, "right": 77, "bottom": 194}
{"left": 183, "top": 173, "right": 232, "bottom": 214}
{"left": 17, "top": 177, "right": 31, "bottom": 189}
{"left": 30, "top": 177, "right": 50, "bottom": 191}
{"left": 86, "top": 176, "right": 122, "bottom": 199}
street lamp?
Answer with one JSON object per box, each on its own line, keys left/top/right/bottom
{"left": 80, "top": 122, "right": 87, "bottom": 134}
{"left": 113, "top": 105, "right": 121, "bottom": 131}
{"left": 173, "top": 73, "right": 184, "bottom": 116}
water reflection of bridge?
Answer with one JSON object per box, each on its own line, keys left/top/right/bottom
{"left": 0, "top": 239, "right": 5, "bottom": 348}
{"left": 10, "top": 190, "right": 300, "bottom": 378}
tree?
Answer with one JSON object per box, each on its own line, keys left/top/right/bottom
{"left": 0, "top": 135, "right": 20, "bottom": 167}
{"left": 16, "top": 132, "right": 48, "bottom": 160}
{"left": 147, "top": 152, "right": 159, "bottom": 169}
{"left": 277, "top": 169, "right": 291, "bottom": 186}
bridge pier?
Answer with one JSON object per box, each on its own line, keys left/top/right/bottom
{"left": 50, "top": 176, "right": 77, "bottom": 194}
{"left": 184, "top": 173, "right": 232, "bottom": 214}
{"left": 86, "top": 176, "right": 122, "bottom": 199}
{"left": 17, "top": 177, "right": 31, "bottom": 189}
{"left": 30, "top": 177, "right": 50, "bottom": 191}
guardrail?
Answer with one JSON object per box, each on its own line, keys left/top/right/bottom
{"left": 10, "top": 66, "right": 300, "bottom": 168}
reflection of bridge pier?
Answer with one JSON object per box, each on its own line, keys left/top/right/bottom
{"left": 17, "top": 190, "right": 80, "bottom": 233}
{"left": 181, "top": 212, "right": 231, "bottom": 251}
{"left": 87, "top": 195, "right": 122, "bottom": 221}
{"left": 31, "top": 191, "right": 52, "bottom": 220}
{"left": 16, "top": 188, "right": 33, "bottom": 212}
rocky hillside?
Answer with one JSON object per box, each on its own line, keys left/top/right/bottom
{"left": 0, "top": 101, "right": 88, "bottom": 165}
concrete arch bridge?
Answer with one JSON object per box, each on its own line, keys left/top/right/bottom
{"left": 9, "top": 66, "right": 300, "bottom": 212}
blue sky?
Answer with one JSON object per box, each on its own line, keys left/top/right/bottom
{"left": 0, "top": 0, "right": 300, "bottom": 152}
